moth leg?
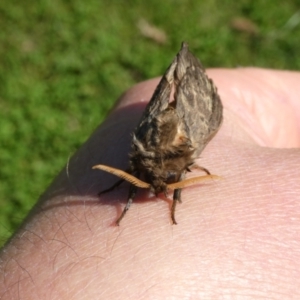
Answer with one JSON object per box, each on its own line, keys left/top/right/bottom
{"left": 98, "top": 168, "right": 134, "bottom": 195}
{"left": 188, "top": 164, "right": 211, "bottom": 175}
{"left": 98, "top": 179, "right": 125, "bottom": 196}
{"left": 171, "top": 173, "right": 185, "bottom": 225}
{"left": 171, "top": 188, "right": 182, "bottom": 225}
{"left": 116, "top": 184, "right": 138, "bottom": 226}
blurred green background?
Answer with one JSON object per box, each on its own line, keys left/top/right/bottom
{"left": 1, "top": 0, "right": 300, "bottom": 246}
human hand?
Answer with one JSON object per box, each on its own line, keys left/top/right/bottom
{"left": 1, "top": 68, "right": 300, "bottom": 299}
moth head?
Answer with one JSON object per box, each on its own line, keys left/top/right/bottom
{"left": 142, "top": 163, "right": 186, "bottom": 194}
{"left": 93, "top": 164, "right": 220, "bottom": 192}
{"left": 147, "top": 176, "right": 168, "bottom": 195}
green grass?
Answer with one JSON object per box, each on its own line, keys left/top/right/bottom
{"left": 1, "top": 0, "right": 300, "bottom": 246}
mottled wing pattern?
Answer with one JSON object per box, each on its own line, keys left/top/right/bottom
{"left": 175, "top": 43, "right": 223, "bottom": 157}
{"left": 134, "top": 55, "right": 177, "bottom": 142}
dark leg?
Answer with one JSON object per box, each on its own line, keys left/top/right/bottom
{"left": 116, "top": 184, "right": 138, "bottom": 226}
{"left": 171, "top": 188, "right": 182, "bottom": 225}
{"left": 98, "top": 179, "right": 125, "bottom": 195}
{"left": 98, "top": 168, "right": 134, "bottom": 195}
{"left": 189, "top": 164, "right": 211, "bottom": 175}
{"left": 171, "top": 172, "right": 186, "bottom": 225}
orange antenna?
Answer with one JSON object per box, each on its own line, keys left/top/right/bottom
{"left": 167, "top": 175, "right": 221, "bottom": 190}
{"left": 92, "top": 165, "right": 150, "bottom": 188}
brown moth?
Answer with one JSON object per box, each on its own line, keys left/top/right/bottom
{"left": 93, "top": 42, "right": 223, "bottom": 225}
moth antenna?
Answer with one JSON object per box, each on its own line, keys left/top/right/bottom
{"left": 167, "top": 175, "right": 221, "bottom": 190}
{"left": 93, "top": 164, "right": 150, "bottom": 188}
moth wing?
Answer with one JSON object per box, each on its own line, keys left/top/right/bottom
{"left": 175, "top": 45, "right": 223, "bottom": 156}
{"left": 135, "top": 54, "right": 178, "bottom": 134}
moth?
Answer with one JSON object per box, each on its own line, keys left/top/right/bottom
{"left": 93, "top": 42, "right": 223, "bottom": 225}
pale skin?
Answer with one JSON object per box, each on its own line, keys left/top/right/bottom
{"left": 1, "top": 68, "right": 300, "bottom": 299}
